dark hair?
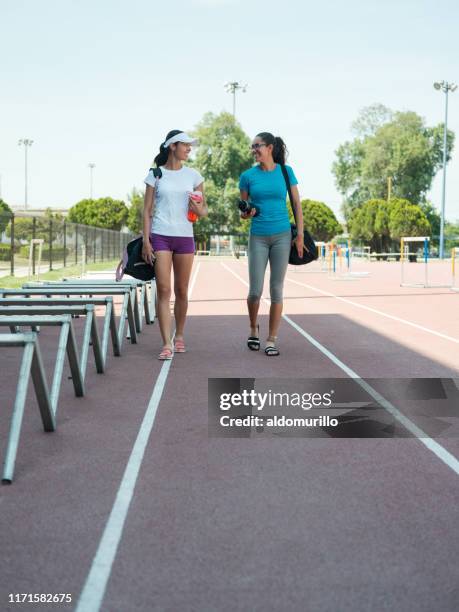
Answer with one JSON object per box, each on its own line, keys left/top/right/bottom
{"left": 256, "top": 132, "right": 288, "bottom": 165}
{"left": 153, "top": 129, "right": 183, "bottom": 167}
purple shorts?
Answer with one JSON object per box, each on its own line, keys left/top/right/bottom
{"left": 151, "top": 233, "right": 195, "bottom": 255}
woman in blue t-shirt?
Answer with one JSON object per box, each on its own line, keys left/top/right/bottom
{"left": 239, "top": 132, "right": 304, "bottom": 356}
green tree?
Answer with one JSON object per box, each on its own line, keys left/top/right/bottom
{"left": 444, "top": 220, "right": 459, "bottom": 252}
{"left": 388, "top": 198, "right": 431, "bottom": 239}
{"left": 289, "top": 199, "right": 341, "bottom": 241}
{"left": 349, "top": 199, "right": 388, "bottom": 252}
{"left": 68, "top": 197, "right": 128, "bottom": 230}
{"left": 351, "top": 103, "right": 394, "bottom": 138}
{"left": 126, "top": 188, "right": 145, "bottom": 234}
{"left": 0, "top": 198, "right": 12, "bottom": 233}
{"left": 192, "top": 112, "right": 253, "bottom": 189}
{"left": 67, "top": 199, "right": 93, "bottom": 226}
{"left": 419, "top": 201, "right": 441, "bottom": 239}
{"left": 332, "top": 106, "right": 455, "bottom": 221}
{"left": 191, "top": 112, "right": 253, "bottom": 238}
{"left": 349, "top": 197, "right": 431, "bottom": 251}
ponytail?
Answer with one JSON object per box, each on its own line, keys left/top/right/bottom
{"left": 272, "top": 136, "right": 287, "bottom": 165}
{"left": 153, "top": 129, "right": 183, "bottom": 167}
{"left": 256, "top": 132, "right": 288, "bottom": 165}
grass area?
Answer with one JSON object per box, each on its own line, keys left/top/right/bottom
{"left": 0, "top": 260, "right": 119, "bottom": 289}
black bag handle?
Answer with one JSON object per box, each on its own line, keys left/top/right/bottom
{"left": 280, "top": 164, "right": 297, "bottom": 225}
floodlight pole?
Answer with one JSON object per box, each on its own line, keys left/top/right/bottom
{"left": 224, "top": 82, "right": 247, "bottom": 119}
{"left": 434, "top": 80, "right": 457, "bottom": 258}
{"left": 18, "top": 139, "right": 33, "bottom": 210}
{"left": 88, "top": 163, "right": 96, "bottom": 200}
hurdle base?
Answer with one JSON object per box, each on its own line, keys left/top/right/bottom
{"left": 401, "top": 283, "right": 453, "bottom": 288}
{"left": 329, "top": 275, "right": 359, "bottom": 282}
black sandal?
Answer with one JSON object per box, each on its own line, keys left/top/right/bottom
{"left": 247, "top": 325, "right": 260, "bottom": 351}
{"left": 264, "top": 337, "right": 280, "bottom": 357}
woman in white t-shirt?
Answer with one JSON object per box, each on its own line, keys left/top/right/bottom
{"left": 142, "top": 130, "right": 207, "bottom": 360}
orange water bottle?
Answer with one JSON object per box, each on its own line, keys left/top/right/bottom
{"left": 187, "top": 191, "right": 202, "bottom": 223}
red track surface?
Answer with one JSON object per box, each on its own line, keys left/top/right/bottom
{"left": 0, "top": 258, "right": 458, "bottom": 611}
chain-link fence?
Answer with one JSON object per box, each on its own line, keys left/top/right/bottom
{"left": 0, "top": 213, "right": 136, "bottom": 277}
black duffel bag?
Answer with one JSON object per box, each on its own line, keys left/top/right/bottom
{"left": 280, "top": 164, "right": 318, "bottom": 265}
{"left": 116, "top": 235, "right": 155, "bottom": 281}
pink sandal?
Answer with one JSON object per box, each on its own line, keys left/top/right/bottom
{"left": 158, "top": 347, "right": 173, "bottom": 361}
{"left": 174, "top": 339, "right": 186, "bottom": 353}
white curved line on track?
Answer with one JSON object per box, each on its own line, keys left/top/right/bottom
{"left": 221, "top": 261, "right": 459, "bottom": 477}
{"left": 283, "top": 273, "right": 459, "bottom": 344}
{"left": 76, "top": 262, "right": 201, "bottom": 612}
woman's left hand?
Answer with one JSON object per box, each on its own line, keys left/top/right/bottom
{"left": 294, "top": 233, "right": 304, "bottom": 258}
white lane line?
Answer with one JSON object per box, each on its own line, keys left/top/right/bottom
{"left": 284, "top": 273, "right": 459, "bottom": 344}
{"left": 76, "top": 262, "right": 201, "bottom": 612}
{"left": 232, "top": 259, "right": 458, "bottom": 344}
{"left": 221, "top": 262, "right": 459, "bottom": 476}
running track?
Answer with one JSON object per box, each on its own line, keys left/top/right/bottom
{"left": 0, "top": 258, "right": 458, "bottom": 611}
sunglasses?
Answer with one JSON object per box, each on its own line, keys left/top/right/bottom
{"left": 250, "top": 143, "right": 268, "bottom": 150}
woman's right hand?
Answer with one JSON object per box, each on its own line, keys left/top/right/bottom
{"left": 142, "top": 239, "right": 155, "bottom": 265}
{"left": 241, "top": 209, "right": 257, "bottom": 220}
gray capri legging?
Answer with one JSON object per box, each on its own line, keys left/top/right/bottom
{"left": 248, "top": 230, "right": 291, "bottom": 304}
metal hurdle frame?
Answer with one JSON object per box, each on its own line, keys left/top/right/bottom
{"left": 400, "top": 236, "right": 453, "bottom": 288}
{"left": 2, "top": 287, "right": 137, "bottom": 346}
{"left": 0, "top": 297, "right": 120, "bottom": 359}
{"left": 351, "top": 245, "right": 371, "bottom": 261}
{"left": 23, "top": 282, "right": 142, "bottom": 335}
{"left": 0, "top": 315, "right": 84, "bottom": 402}
{"left": 329, "top": 244, "right": 357, "bottom": 281}
{"left": 345, "top": 241, "right": 370, "bottom": 278}
{"left": 0, "top": 304, "right": 104, "bottom": 376}
{"left": 1, "top": 332, "right": 56, "bottom": 483}
{"left": 328, "top": 242, "right": 369, "bottom": 281}
{"left": 57, "top": 278, "right": 155, "bottom": 328}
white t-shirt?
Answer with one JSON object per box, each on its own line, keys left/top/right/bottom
{"left": 144, "top": 165, "right": 204, "bottom": 237}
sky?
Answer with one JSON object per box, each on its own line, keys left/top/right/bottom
{"left": 1, "top": 0, "right": 459, "bottom": 223}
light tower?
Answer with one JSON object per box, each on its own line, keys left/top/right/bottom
{"left": 433, "top": 80, "right": 457, "bottom": 258}
{"left": 18, "top": 138, "right": 34, "bottom": 209}
{"left": 224, "top": 81, "right": 247, "bottom": 119}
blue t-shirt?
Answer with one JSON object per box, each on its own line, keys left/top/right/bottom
{"left": 239, "top": 164, "right": 298, "bottom": 235}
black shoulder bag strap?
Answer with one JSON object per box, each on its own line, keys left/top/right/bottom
{"left": 149, "top": 167, "right": 162, "bottom": 179}
{"left": 147, "top": 167, "right": 162, "bottom": 222}
{"left": 280, "top": 164, "right": 296, "bottom": 226}
{"left": 280, "top": 164, "right": 317, "bottom": 262}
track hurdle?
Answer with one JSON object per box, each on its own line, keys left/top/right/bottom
{"left": 0, "top": 304, "right": 105, "bottom": 375}
{"left": 0, "top": 315, "right": 84, "bottom": 402}
{"left": 0, "top": 332, "right": 56, "bottom": 483}
{"left": 47, "top": 278, "right": 155, "bottom": 329}
{"left": 352, "top": 245, "right": 371, "bottom": 261}
{"left": 0, "top": 297, "right": 121, "bottom": 359}
{"left": 400, "top": 237, "right": 453, "bottom": 288}
{"left": 329, "top": 242, "right": 369, "bottom": 281}
{"left": 4, "top": 286, "right": 137, "bottom": 346}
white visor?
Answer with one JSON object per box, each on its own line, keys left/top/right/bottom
{"left": 163, "top": 132, "right": 198, "bottom": 148}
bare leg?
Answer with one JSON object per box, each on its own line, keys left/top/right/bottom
{"left": 154, "top": 251, "right": 173, "bottom": 349}
{"left": 172, "top": 253, "right": 194, "bottom": 339}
